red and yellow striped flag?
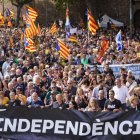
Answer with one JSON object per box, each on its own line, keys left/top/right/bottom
{"left": 50, "top": 22, "right": 58, "bottom": 35}
{"left": 26, "top": 6, "right": 38, "bottom": 22}
{"left": 57, "top": 38, "right": 70, "bottom": 59}
{"left": 24, "top": 37, "right": 36, "bottom": 52}
{"left": 68, "top": 35, "right": 79, "bottom": 44}
{"left": 98, "top": 38, "right": 109, "bottom": 63}
{"left": 25, "top": 20, "right": 38, "bottom": 38}
{"left": 88, "top": 9, "right": 98, "bottom": 35}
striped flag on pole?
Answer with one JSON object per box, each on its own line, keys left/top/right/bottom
{"left": 50, "top": 22, "right": 58, "bottom": 35}
{"left": 24, "top": 36, "right": 36, "bottom": 52}
{"left": 65, "top": 6, "right": 71, "bottom": 29}
{"left": 25, "top": 19, "right": 38, "bottom": 38}
{"left": 88, "top": 9, "right": 98, "bottom": 35}
{"left": 56, "top": 38, "right": 70, "bottom": 59}
{"left": 26, "top": 6, "right": 38, "bottom": 22}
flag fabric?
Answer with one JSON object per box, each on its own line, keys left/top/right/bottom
{"left": 9, "top": 37, "right": 14, "bottom": 48}
{"left": 87, "top": 9, "right": 98, "bottom": 35}
{"left": 0, "top": 13, "right": 4, "bottom": 26}
{"left": 6, "top": 8, "right": 10, "bottom": 17}
{"left": 25, "top": 19, "right": 38, "bottom": 38}
{"left": 50, "top": 22, "right": 57, "bottom": 35}
{"left": 23, "top": 14, "right": 30, "bottom": 28}
{"left": 56, "top": 38, "right": 70, "bottom": 59}
{"left": 98, "top": 38, "right": 109, "bottom": 63}
{"left": 26, "top": 6, "right": 38, "bottom": 22}
{"left": 6, "top": 9, "right": 14, "bottom": 19}
{"left": 115, "top": 30, "right": 123, "bottom": 51}
{"left": 37, "top": 23, "right": 41, "bottom": 35}
{"left": 66, "top": 29, "right": 79, "bottom": 43}
{"left": 8, "top": 21, "right": 12, "bottom": 27}
{"left": 20, "top": 28, "right": 25, "bottom": 41}
{"left": 65, "top": 6, "right": 71, "bottom": 28}
{"left": 9, "top": 10, "right": 14, "bottom": 19}
{"left": 68, "top": 35, "right": 79, "bottom": 43}
{"left": 24, "top": 36, "right": 36, "bottom": 52}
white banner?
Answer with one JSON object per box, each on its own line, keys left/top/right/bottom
{"left": 85, "top": 64, "right": 140, "bottom": 78}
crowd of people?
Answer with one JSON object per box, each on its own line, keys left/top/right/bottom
{"left": 0, "top": 25, "right": 140, "bottom": 112}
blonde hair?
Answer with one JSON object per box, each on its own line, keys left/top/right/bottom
{"left": 129, "top": 95, "right": 138, "bottom": 104}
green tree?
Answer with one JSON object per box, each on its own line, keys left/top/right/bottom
{"left": 53, "top": 0, "right": 82, "bottom": 11}
{"left": 10, "top": 0, "right": 33, "bottom": 26}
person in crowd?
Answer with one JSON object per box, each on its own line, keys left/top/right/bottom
{"left": 0, "top": 91, "right": 9, "bottom": 106}
{"left": 67, "top": 101, "right": 78, "bottom": 110}
{"left": 103, "top": 90, "right": 122, "bottom": 112}
{"left": 28, "top": 91, "right": 44, "bottom": 108}
{"left": 127, "top": 95, "right": 140, "bottom": 111}
{"left": 53, "top": 94, "right": 67, "bottom": 109}
{"left": 113, "top": 78, "right": 130, "bottom": 110}
{"left": 97, "top": 90, "right": 106, "bottom": 110}
{"left": 8, "top": 92, "right": 21, "bottom": 107}
{"left": 126, "top": 76, "right": 137, "bottom": 96}
{"left": 92, "top": 80, "right": 107, "bottom": 99}
{"left": 67, "top": 79, "right": 77, "bottom": 100}
{"left": 45, "top": 83, "right": 61, "bottom": 101}
{"left": 84, "top": 98, "right": 100, "bottom": 112}
{"left": 15, "top": 86, "right": 27, "bottom": 105}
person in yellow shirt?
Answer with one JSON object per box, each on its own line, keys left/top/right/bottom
{"left": 15, "top": 86, "right": 27, "bottom": 105}
{"left": 0, "top": 91, "right": 9, "bottom": 106}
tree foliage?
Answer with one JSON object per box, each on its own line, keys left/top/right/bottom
{"left": 10, "top": 0, "right": 33, "bottom": 26}
{"left": 53, "top": 0, "right": 82, "bottom": 11}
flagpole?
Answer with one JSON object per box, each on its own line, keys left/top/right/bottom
{"left": 2, "top": 0, "right": 4, "bottom": 16}
{"left": 87, "top": 8, "right": 89, "bottom": 46}
{"left": 129, "top": 0, "right": 133, "bottom": 38}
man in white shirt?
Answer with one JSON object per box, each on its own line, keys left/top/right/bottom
{"left": 113, "top": 78, "right": 129, "bottom": 110}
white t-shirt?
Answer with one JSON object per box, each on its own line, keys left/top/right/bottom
{"left": 113, "top": 85, "right": 129, "bottom": 104}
